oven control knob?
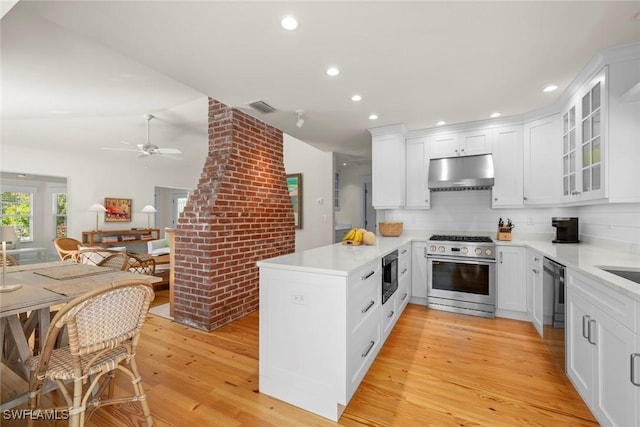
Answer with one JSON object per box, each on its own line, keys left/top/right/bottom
{"left": 429, "top": 245, "right": 436, "bottom": 252}
{"left": 475, "top": 248, "right": 482, "bottom": 255}
{"left": 460, "top": 247, "right": 468, "bottom": 255}
{"left": 438, "top": 246, "right": 445, "bottom": 253}
{"left": 485, "top": 248, "right": 493, "bottom": 256}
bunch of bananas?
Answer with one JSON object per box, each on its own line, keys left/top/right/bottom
{"left": 342, "top": 228, "right": 364, "bottom": 243}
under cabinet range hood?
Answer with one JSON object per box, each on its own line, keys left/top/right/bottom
{"left": 428, "top": 153, "right": 495, "bottom": 191}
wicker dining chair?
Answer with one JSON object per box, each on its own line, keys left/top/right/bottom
{"left": 127, "top": 254, "right": 156, "bottom": 276}
{"left": 27, "top": 280, "right": 155, "bottom": 427}
{"left": 71, "top": 249, "right": 126, "bottom": 268}
{"left": 97, "top": 252, "right": 130, "bottom": 271}
{"left": 54, "top": 237, "right": 81, "bottom": 261}
{"left": 0, "top": 252, "right": 19, "bottom": 267}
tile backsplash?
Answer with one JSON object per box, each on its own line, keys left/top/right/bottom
{"left": 379, "top": 190, "right": 640, "bottom": 245}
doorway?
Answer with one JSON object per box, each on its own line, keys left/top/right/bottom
{"left": 363, "top": 177, "right": 376, "bottom": 232}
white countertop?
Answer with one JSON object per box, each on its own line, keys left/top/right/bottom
{"left": 257, "top": 236, "right": 412, "bottom": 276}
{"left": 258, "top": 231, "right": 640, "bottom": 301}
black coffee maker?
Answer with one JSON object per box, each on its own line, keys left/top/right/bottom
{"left": 552, "top": 217, "right": 579, "bottom": 243}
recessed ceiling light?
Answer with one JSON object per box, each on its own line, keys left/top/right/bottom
{"left": 326, "top": 67, "right": 340, "bottom": 77}
{"left": 543, "top": 85, "right": 558, "bottom": 93}
{"left": 281, "top": 16, "right": 299, "bottom": 30}
{"left": 342, "top": 162, "right": 348, "bottom": 166}
{"left": 436, "top": 121, "right": 446, "bottom": 126}
{"left": 369, "top": 114, "right": 378, "bottom": 120}
{"left": 351, "top": 94, "right": 362, "bottom": 102}
{"left": 490, "top": 112, "right": 502, "bottom": 118}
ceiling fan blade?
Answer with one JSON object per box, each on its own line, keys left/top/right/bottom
{"left": 101, "top": 147, "right": 140, "bottom": 152}
{"left": 155, "top": 148, "right": 182, "bottom": 155}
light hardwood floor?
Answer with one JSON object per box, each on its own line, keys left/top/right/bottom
{"left": 18, "top": 291, "right": 598, "bottom": 426}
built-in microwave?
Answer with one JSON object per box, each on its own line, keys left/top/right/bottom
{"left": 382, "top": 250, "right": 398, "bottom": 305}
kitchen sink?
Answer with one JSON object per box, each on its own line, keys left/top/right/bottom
{"left": 598, "top": 266, "right": 640, "bottom": 285}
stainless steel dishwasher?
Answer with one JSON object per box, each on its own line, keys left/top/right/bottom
{"left": 543, "top": 257, "right": 566, "bottom": 371}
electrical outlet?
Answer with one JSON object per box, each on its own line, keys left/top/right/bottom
{"left": 292, "top": 294, "right": 307, "bottom": 305}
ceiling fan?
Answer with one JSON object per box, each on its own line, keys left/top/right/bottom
{"left": 102, "top": 114, "right": 182, "bottom": 159}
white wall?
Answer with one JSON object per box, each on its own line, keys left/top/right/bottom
{"left": 283, "top": 134, "right": 334, "bottom": 251}
{"left": 577, "top": 203, "right": 640, "bottom": 244}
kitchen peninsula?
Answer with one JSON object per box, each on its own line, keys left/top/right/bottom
{"left": 257, "top": 237, "right": 411, "bottom": 421}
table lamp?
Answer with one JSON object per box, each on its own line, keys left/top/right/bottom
{"left": 141, "top": 205, "right": 157, "bottom": 229}
{"left": 89, "top": 203, "right": 107, "bottom": 231}
{"left": 1, "top": 225, "right": 22, "bottom": 292}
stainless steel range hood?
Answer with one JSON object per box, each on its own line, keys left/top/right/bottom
{"left": 428, "top": 153, "right": 495, "bottom": 191}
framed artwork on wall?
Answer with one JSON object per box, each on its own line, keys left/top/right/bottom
{"left": 104, "top": 197, "right": 132, "bottom": 222}
{"left": 286, "top": 174, "right": 302, "bottom": 229}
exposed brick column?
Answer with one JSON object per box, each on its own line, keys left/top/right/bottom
{"left": 173, "top": 98, "right": 295, "bottom": 331}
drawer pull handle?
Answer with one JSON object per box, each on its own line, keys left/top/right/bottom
{"left": 588, "top": 319, "right": 597, "bottom": 345}
{"left": 631, "top": 354, "right": 640, "bottom": 387}
{"left": 582, "top": 315, "right": 590, "bottom": 340}
{"left": 361, "top": 271, "right": 375, "bottom": 280}
{"left": 401, "top": 292, "right": 408, "bottom": 301}
{"left": 361, "top": 300, "right": 375, "bottom": 314}
{"left": 387, "top": 310, "right": 395, "bottom": 318}
{"left": 362, "top": 340, "right": 375, "bottom": 358}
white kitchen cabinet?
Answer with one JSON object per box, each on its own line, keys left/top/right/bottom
{"left": 523, "top": 114, "right": 562, "bottom": 205}
{"left": 566, "top": 268, "right": 640, "bottom": 427}
{"left": 370, "top": 125, "right": 407, "bottom": 208}
{"left": 496, "top": 245, "right": 527, "bottom": 319}
{"left": 405, "top": 136, "right": 430, "bottom": 208}
{"left": 429, "top": 129, "right": 492, "bottom": 158}
{"left": 526, "top": 250, "right": 544, "bottom": 337}
{"left": 410, "top": 242, "right": 427, "bottom": 306}
{"left": 491, "top": 125, "right": 524, "bottom": 208}
{"left": 259, "top": 259, "right": 383, "bottom": 421}
{"left": 397, "top": 243, "right": 411, "bottom": 313}
{"left": 561, "top": 66, "right": 608, "bottom": 203}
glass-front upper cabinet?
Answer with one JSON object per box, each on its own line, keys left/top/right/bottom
{"left": 561, "top": 66, "right": 607, "bottom": 202}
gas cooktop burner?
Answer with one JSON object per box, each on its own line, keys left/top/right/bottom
{"left": 429, "top": 235, "right": 493, "bottom": 243}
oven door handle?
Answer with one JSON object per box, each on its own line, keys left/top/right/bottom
{"left": 427, "top": 256, "right": 496, "bottom": 265}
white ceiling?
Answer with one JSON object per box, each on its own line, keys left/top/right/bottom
{"left": 2, "top": 1, "right": 640, "bottom": 164}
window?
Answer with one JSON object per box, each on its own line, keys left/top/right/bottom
{"left": 1, "top": 190, "right": 34, "bottom": 241}
{"left": 53, "top": 192, "right": 67, "bottom": 238}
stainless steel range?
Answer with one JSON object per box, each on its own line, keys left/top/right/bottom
{"left": 425, "top": 234, "right": 496, "bottom": 318}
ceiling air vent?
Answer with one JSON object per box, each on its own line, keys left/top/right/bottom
{"left": 247, "top": 100, "right": 277, "bottom": 114}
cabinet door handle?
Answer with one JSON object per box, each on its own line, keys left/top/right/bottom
{"left": 401, "top": 292, "right": 408, "bottom": 301}
{"left": 361, "top": 271, "right": 375, "bottom": 280}
{"left": 361, "top": 300, "right": 375, "bottom": 314}
{"left": 588, "top": 319, "right": 597, "bottom": 345}
{"left": 401, "top": 249, "right": 407, "bottom": 255}
{"left": 582, "top": 315, "right": 590, "bottom": 340}
{"left": 387, "top": 310, "right": 395, "bottom": 318}
{"left": 494, "top": 197, "right": 498, "bottom": 201}
{"left": 532, "top": 268, "right": 539, "bottom": 274}
{"left": 632, "top": 354, "right": 640, "bottom": 387}
{"left": 534, "top": 257, "right": 539, "bottom": 262}
{"left": 523, "top": 196, "right": 528, "bottom": 201}
{"left": 361, "top": 340, "right": 375, "bottom": 358}
{"left": 401, "top": 268, "right": 408, "bottom": 275}
{"left": 499, "top": 252, "right": 503, "bottom": 264}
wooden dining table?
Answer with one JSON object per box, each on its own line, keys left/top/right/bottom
{"left": 0, "top": 260, "right": 161, "bottom": 410}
